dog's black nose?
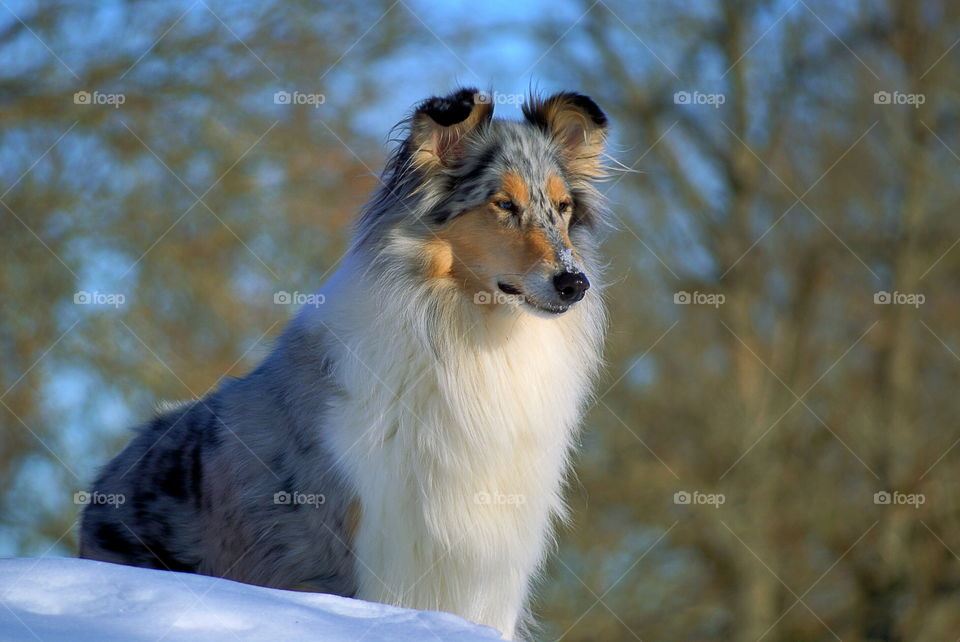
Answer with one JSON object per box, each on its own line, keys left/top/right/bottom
{"left": 553, "top": 272, "right": 590, "bottom": 303}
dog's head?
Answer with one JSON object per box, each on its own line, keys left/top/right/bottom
{"left": 375, "top": 88, "right": 608, "bottom": 316}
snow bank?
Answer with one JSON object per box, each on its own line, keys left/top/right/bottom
{"left": 0, "top": 558, "right": 502, "bottom": 641}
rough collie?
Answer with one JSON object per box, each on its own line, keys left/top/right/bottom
{"left": 80, "top": 88, "right": 609, "bottom": 639}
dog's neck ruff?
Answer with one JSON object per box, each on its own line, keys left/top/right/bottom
{"left": 300, "top": 248, "right": 604, "bottom": 637}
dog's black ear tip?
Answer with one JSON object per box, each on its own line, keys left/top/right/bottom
{"left": 450, "top": 87, "right": 482, "bottom": 104}
{"left": 523, "top": 91, "right": 608, "bottom": 131}
{"left": 566, "top": 93, "right": 608, "bottom": 127}
{"left": 417, "top": 87, "right": 484, "bottom": 127}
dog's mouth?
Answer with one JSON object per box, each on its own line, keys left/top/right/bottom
{"left": 497, "top": 282, "right": 569, "bottom": 315}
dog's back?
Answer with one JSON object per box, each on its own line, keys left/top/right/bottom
{"left": 80, "top": 325, "right": 359, "bottom": 596}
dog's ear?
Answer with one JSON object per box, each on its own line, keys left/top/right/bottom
{"left": 523, "top": 92, "right": 608, "bottom": 179}
{"left": 410, "top": 88, "right": 493, "bottom": 171}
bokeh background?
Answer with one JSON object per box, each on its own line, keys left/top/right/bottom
{"left": 3, "top": 0, "right": 960, "bottom": 639}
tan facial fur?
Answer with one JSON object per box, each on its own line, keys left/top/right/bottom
{"left": 546, "top": 173, "right": 569, "bottom": 206}
{"left": 423, "top": 173, "right": 576, "bottom": 301}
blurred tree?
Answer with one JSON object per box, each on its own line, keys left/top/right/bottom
{"left": 535, "top": 0, "right": 960, "bottom": 640}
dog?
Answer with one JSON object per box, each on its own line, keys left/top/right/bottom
{"left": 79, "top": 88, "right": 609, "bottom": 639}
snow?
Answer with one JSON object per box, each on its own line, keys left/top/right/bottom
{"left": 0, "top": 558, "right": 503, "bottom": 641}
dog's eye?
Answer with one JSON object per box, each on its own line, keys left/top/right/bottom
{"left": 495, "top": 200, "right": 517, "bottom": 213}
{"left": 557, "top": 201, "right": 571, "bottom": 214}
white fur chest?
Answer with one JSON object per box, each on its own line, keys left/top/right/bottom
{"left": 310, "top": 271, "right": 603, "bottom": 637}
{"left": 327, "top": 299, "right": 589, "bottom": 530}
